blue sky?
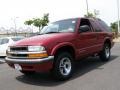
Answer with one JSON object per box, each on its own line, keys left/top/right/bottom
{"left": 0, "top": 0, "right": 118, "bottom": 29}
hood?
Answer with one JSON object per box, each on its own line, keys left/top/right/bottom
{"left": 12, "top": 33, "right": 75, "bottom": 46}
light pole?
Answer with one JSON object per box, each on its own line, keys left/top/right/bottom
{"left": 86, "top": 0, "right": 89, "bottom": 16}
{"left": 12, "top": 17, "right": 19, "bottom": 36}
{"left": 117, "top": 0, "right": 120, "bottom": 34}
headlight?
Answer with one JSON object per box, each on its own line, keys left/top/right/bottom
{"left": 28, "top": 46, "right": 45, "bottom": 52}
{"left": 7, "top": 47, "right": 10, "bottom": 52}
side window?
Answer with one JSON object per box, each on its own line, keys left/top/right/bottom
{"left": 1, "top": 38, "right": 9, "bottom": 44}
{"left": 90, "top": 20, "right": 101, "bottom": 32}
{"left": 98, "top": 20, "right": 111, "bottom": 32}
{"left": 79, "top": 19, "right": 93, "bottom": 32}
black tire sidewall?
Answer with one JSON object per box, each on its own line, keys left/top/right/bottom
{"left": 99, "top": 44, "right": 111, "bottom": 61}
{"left": 53, "top": 52, "right": 74, "bottom": 80}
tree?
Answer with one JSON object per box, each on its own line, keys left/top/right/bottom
{"left": 110, "top": 21, "right": 119, "bottom": 38}
{"left": 33, "top": 18, "right": 42, "bottom": 31}
{"left": 110, "top": 22, "right": 118, "bottom": 32}
{"left": 41, "top": 13, "right": 49, "bottom": 29}
{"left": 24, "top": 20, "right": 33, "bottom": 25}
{"left": 84, "top": 10, "right": 99, "bottom": 18}
{"left": 84, "top": 12, "right": 95, "bottom": 18}
{"left": 24, "top": 13, "right": 49, "bottom": 32}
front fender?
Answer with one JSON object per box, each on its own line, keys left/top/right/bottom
{"left": 50, "top": 42, "right": 76, "bottom": 56}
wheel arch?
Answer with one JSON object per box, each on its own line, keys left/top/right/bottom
{"left": 104, "top": 38, "right": 111, "bottom": 48}
{"left": 51, "top": 43, "right": 76, "bottom": 59}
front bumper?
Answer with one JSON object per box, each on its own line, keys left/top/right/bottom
{"left": 5, "top": 56, "right": 54, "bottom": 72}
{"left": 5, "top": 56, "right": 54, "bottom": 64}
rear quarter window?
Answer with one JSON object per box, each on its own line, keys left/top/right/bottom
{"left": 90, "top": 20, "right": 102, "bottom": 32}
{"left": 98, "top": 20, "right": 111, "bottom": 32}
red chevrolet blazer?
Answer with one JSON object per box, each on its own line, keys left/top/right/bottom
{"left": 5, "top": 18, "right": 114, "bottom": 80}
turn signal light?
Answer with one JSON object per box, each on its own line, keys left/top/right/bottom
{"left": 28, "top": 53, "right": 48, "bottom": 58}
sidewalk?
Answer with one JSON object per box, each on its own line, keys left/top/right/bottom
{"left": 113, "top": 37, "right": 120, "bottom": 43}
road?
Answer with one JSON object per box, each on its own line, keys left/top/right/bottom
{"left": 0, "top": 43, "right": 120, "bottom": 90}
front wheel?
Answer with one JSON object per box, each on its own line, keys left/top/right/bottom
{"left": 99, "top": 44, "right": 111, "bottom": 61}
{"left": 52, "top": 52, "right": 74, "bottom": 80}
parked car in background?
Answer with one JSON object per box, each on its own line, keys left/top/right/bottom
{"left": 5, "top": 18, "right": 114, "bottom": 80}
{"left": 0, "top": 36, "right": 24, "bottom": 56}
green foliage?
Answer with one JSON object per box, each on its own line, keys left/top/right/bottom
{"left": 84, "top": 12, "right": 95, "bottom": 18}
{"left": 110, "top": 21, "right": 119, "bottom": 38}
{"left": 41, "top": 13, "right": 49, "bottom": 28}
{"left": 33, "top": 18, "right": 42, "bottom": 30}
{"left": 24, "top": 20, "right": 33, "bottom": 25}
{"left": 24, "top": 13, "right": 49, "bottom": 32}
{"left": 110, "top": 22, "right": 118, "bottom": 32}
{"left": 84, "top": 10, "right": 99, "bottom": 18}
{"left": 84, "top": 12, "right": 94, "bottom": 18}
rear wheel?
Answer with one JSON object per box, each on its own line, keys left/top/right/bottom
{"left": 52, "top": 52, "right": 74, "bottom": 80}
{"left": 99, "top": 43, "right": 111, "bottom": 61}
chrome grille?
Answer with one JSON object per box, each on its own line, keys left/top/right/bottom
{"left": 10, "top": 46, "right": 28, "bottom": 52}
{"left": 7, "top": 46, "right": 28, "bottom": 59}
{"left": 9, "top": 53, "right": 28, "bottom": 58}
{"left": 7, "top": 46, "right": 46, "bottom": 59}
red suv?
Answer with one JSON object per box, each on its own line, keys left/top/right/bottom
{"left": 5, "top": 18, "right": 114, "bottom": 80}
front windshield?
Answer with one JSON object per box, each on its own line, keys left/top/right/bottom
{"left": 40, "top": 18, "right": 77, "bottom": 34}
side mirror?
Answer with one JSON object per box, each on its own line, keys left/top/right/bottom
{"left": 79, "top": 25, "right": 90, "bottom": 33}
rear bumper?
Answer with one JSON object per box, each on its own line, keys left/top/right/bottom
{"left": 5, "top": 56, "right": 54, "bottom": 72}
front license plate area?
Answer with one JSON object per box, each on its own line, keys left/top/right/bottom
{"left": 14, "top": 64, "right": 22, "bottom": 71}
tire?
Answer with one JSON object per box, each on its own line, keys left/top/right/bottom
{"left": 20, "top": 71, "right": 35, "bottom": 75}
{"left": 99, "top": 43, "right": 111, "bottom": 61}
{"left": 52, "top": 52, "right": 74, "bottom": 80}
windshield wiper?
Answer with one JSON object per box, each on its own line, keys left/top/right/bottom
{"left": 44, "top": 32, "right": 59, "bottom": 34}
{"left": 38, "top": 31, "right": 59, "bottom": 35}
{"left": 37, "top": 33, "right": 43, "bottom": 35}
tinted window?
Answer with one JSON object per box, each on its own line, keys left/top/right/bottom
{"left": 98, "top": 20, "right": 111, "bottom": 32}
{"left": 12, "top": 37, "right": 23, "bottom": 41}
{"left": 0, "top": 38, "right": 9, "bottom": 45}
{"left": 79, "top": 18, "right": 93, "bottom": 32}
{"left": 90, "top": 20, "right": 101, "bottom": 32}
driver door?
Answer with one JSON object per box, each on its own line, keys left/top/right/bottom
{"left": 76, "top": 18, "right": 97, "bottom": 58}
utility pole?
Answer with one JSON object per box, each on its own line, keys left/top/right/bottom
{"left": 86, "top": 0, "right": 89, "bottom": 16}
{"left": 12, "top": 17, "right": 19, "bottom": 36}
{"left": 117, "top": 0, "right": 120, "bottom": 34}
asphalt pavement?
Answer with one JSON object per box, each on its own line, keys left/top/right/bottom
{"left": 0, "top": 43, "right": 120, "bottom": 90}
